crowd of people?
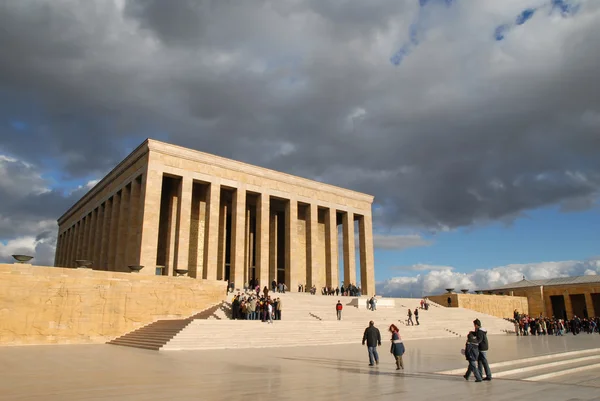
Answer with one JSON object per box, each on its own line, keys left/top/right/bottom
{"left": 229, "top": 287, "right": 283, "bottom": 323}
{"left": 511, "top": 310, "right": 600, "bottom": 336}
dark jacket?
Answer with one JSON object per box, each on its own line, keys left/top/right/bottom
{"left": 465, "top": 342, "right": 479, "bottom": 362}
{"left": 390, "top": 332, "right": 405, "bottom": 356}
{"left": 362, "top": 326, "right": 381, "bottom": 347}
{"left": 475, "top": 328, "right": 488, "bottom": 351}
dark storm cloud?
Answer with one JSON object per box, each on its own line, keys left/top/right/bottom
{"left": 0, "top": 0, "right": 600, "bottom": 249}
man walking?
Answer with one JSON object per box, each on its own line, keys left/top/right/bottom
{"left": 474, "top": 319, "right": 492, "bottom": 381}
{"left": 362, "top": 321, "right": 382, "bottom": 366}
{"left": 336, "top": 300, "right": 343, "bottom": 320}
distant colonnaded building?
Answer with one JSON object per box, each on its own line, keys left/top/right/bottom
{"left": 54, "top": 139, "right": 376, "bottom": 295}
{"left": 486, "top": 275, "right": 600, "bottom": 319}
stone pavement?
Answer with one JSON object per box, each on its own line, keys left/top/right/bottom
{"left": 1, "top": 334, "right": 600, "bottom": 400}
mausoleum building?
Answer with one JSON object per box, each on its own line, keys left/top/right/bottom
{"left": 54, "top": 139, "right": 376, "bottom": 295}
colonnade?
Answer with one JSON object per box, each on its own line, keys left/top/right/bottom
{"left": 55, "top": 171, "right": 376, "bottom": 295}
{"left": 55, "top": 174, "right": 144, "bottom": 272}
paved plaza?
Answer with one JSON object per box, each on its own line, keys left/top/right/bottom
{"left": 1, "top": 334, "right": 600, "bottom": 400}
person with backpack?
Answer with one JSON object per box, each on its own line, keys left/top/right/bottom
{"left": 336, "top": 300, "right": 343, "bottom": 320}
{"left": 474, "top": 318, "right": 492, "bottom": 381}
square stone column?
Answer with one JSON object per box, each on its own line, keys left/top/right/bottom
{"left": 231, "top": 186, "right": 247, "bottom": 289}
{"left": 88, "top": 209, "right": 98, "bottom": 265}
{"left": 585, "top": 292, "right": 595, "bottom": 317}
{"left": 175, "top": 176, "right": 193, "bottom": 272}
{"left": 359, "top": 213, "right": 375, "bottom": 296}
{"left": 216, "top": 201, "right": 228, "bottom": 281}
{"left": 81, "top": 214, "right": 91, "bottom": 260}
{"left": 54, "top": 233, "right": 63, "bottom": 267}
{"left": 342, "top": 211, "right": 356, "bottom": 287}
{"left": 107, "top": 192, "right": 121, "bottom": 271}
{"left": 68, "top": 226, "right": 75, "bottom": 267}
{"left": 138, "top": 168, "right": 163, "bottom": 274}
{"left": 307, "top": 203, "right": 320, "bottom": 288}
{"left": 126, "top": 177, "right": 141, "bottom": 267}
{"left": 256, "top": 193, "right": 270, "bottom": 288}
{"left": 269, "top": 211, "right": 278, "bottom": 284}
{"left": 115, "top": 185, "right": 130, "bottom": 272}
{"left": 93, "top": 203, "right": 104, "bottom": 269}
{"left": 564, "top": 293, "right": 573, "bottom": 319}
{"left": 325, "top": 208, "right": 339, "bottom": 289}
{"left": 244, "top": 207, "right": 251, "bottom": 286}
{"left": 100, "top": 200, "right": 112, "bottom": 270}
{"left": 203, "top": 182, "right": 221, "bottom": 280}
{"left": 74, "top": 221, "right": 81, "bottom": 262}
{"left": 285, "top": 198, "right": 298, "bottom": 291}
{"left": 165, "top": 184, "right": 179, "bottom": 276}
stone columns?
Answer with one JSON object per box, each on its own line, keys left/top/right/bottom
{"left": 138, "top": 169, "right": 163, "bottom": 274}
{"left": 126, "top": 177, "right": 141, "bottom": 267}
{"left": 285, "top": 198, "right": 298, "bottom": 290}
{"left": 107, "top": 191, "right": 121, "bottom": 271}
{"left": 115, "top": 185, "right": 130, "bottom": 271}
{"left": 359, "top": 213, "right": 375, "bottom": 296}
{"left": 54, "top": 233, "right": 63, "bottom": 267}
{"left": 342, "top": 211, "right": 356, "bottom": 287}
{"left": 307, "top": 203, "right": 319, "bottom": 288}
{"left": 231, "top": 187, "right": 246, "bottom": 289}
{"left": 74, "top": 221, "right": 82, "bottom": 262}
{"left": 81, "top": 215, "right": 89, "bottom": 262}
{"left": 216, "top": 201, "right": 227, "bottom": 281}
{"left": 585, "top": 292, "right": 595, "bottom": 317}
{"left": 244, "top": 207, "right": 251, "bottom": 286}
{"left": 100, "top": 199, "right": 112, "bottom": 270}
{"left": 564, "top": 293, "right": 573, "bottom": 319}
{"left": 256, "top": 193, "right": 270, "bottom": 288}
{"left": 269, "top": 211, "right": 278, "bottom": 284}
{"left": 325, "top": 208, "right": 338, "bottom": 289}
{"left": 88, "top": 209, "right": 97, "bottom": 264}
{"left": 175, "top": 177, "right": 193, "bottom": 272}
{"left": 203, "top": 182, "right": 221, "bottom": 280}
{"left": 93, "top": 203, "right": 104, "bottom": 269}
{"left": 165, "top": 183, "right": 179, "bottom": 276}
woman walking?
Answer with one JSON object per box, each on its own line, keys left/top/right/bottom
{"left": 389, "top": 324, "right": 406, "bottom": 370}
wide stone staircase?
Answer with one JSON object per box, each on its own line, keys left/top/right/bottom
{"left": 436, "top": 347, "right": 600, "bottom": 382}
{"left": 107, "top": 292, "right": 515, "bottom": 351}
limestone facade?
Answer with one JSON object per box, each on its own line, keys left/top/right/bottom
{"left": 0, "top": 264, "right": 225, "bottom": 345}
{"left": 429, "top": 293, "right": 529, "bottom": 319}
{"left": 55, "top": 139, "right": 376, "bottom": 294}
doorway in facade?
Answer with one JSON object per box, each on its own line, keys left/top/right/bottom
{"left": 570, "top": 294, "right": 587, "bottom": 318}
{"left": 550, "top": 295, "right": 566, "bottom": 320}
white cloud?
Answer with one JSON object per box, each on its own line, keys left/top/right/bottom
{"left": 377, "top": 258, "right": 600, "bottom": 298}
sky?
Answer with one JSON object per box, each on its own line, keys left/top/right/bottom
{"left": 1, "top": 0, "right": 600, "bottom": 297}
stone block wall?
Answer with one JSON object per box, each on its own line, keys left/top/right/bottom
{"left": 428, "top": 293, "right": 528, "bottom": 319}
{"left": 0, "top": 264, "right": 226, "bottom": 345}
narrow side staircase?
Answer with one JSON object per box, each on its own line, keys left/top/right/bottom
{"left": 107, "top": 302, "right": 227, "bottom": 350}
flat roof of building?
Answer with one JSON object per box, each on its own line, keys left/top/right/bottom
{"left": 487, "top": 274, "right": 600, "bottom": 291}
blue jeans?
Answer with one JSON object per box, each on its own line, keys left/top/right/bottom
{"left": 367, "top": 346, "right": 379, "bottom": 365}
{"left": 478, "top": 351, "right": 492, "bottom": 379}
{"left": 465, "top": 360, "right": 482, "bottom": 381}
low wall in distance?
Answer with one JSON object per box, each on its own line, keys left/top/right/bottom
{"left": 0, "top": 264, "right": 227, "bottom": 345}
{"left": 428, "top": 293, "right": 528, "bottom": 319}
